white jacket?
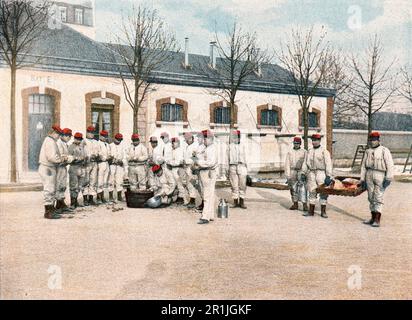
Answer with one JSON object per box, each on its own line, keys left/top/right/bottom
{"left": 153, "top": 169, "right": 176, "bottom": 196}
{"left": 149, "top": 145, "right": 164, "bottom": 165}
{"left": 126, "top": 143, "right": 148, "bottom": 164}
{"left": 197, "top": 143, "right": 218, "bottom": 170}
{"left": 361, "top": 145, "right": 394, "bottom": 180}
{"left": 109, "top": 142, "right": 126, "bottom": 164}
{"left": 38, "top": 136, "right": 62, "bottom": 167}
{"left": 97, "top": 140, "right": 110, "bottom": 162}
{"left": 162, "top": 142, "right": 173, "bottom": 164}
{"left": 302, "top": 147, "right": 332, "bottom": 176}
{"left": 183, "top": 141, "right": 199, "bottom": 166}
{"left": 284, "top": 148, "right": 307, "bottom": 178}
{"left": 167, "top": 146, "right": 184, "bottom": 167}
{"left": 83, "top": 138, "right": 99, "bottom": 162}
{"left": 229, "top": 143, "right": 247, "bottom": 165}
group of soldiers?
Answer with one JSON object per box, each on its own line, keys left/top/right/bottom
{"left": 284, "top": 131, "right": 394, "bottom": 227}
{"left": 38, "top": 125, "right": 248, "bottom": 225}
{"left": 39, "top": 124, "right": 393, "bottom": 227}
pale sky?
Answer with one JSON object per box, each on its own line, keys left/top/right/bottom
{"left": 94, "top": 0, "right": 411, "bottom": 112}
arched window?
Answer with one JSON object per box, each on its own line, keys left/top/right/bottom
{"left": 256, "top": 104, "right": 282, "bottom": 129}
{"left": 209, "top": 101, "right": 238, "bottom": 128}
{"left": 161, "top": 103, "right": 183, "bottom": 122}
{"left": 299, "top": 108, "right": 321, "bottom": 129}
{"left": 214, "top": 106, "right": 231, "bottom": 124}
{"left": 156, "top": 97, "right": 188, "bottom": 128}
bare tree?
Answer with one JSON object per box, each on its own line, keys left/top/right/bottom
{"left": 205, "top": 21, "right": 270, "bottom": 129}
{"left": 398, "top": 66, "right": 412, "bottom": 107}
{"left": 276, "top": 26, "right": 331, "bottom": 150}
{"left": 347, "top": 34, "right": 398, "bottom": 139}
{"left": 320, "top": 51, "right": 357, "bottom": 125}
{"left": 0, "top": 0, "right": 50, "bottom": 182}
{"left": 108, "top": 5, "right": 179, "bottom": 135}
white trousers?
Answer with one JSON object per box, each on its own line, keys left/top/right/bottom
{"left": 83, "top": 162, "right": 98, "bottom": 196}
{"left": 69, "top": 165, "right": 84, "bottom": 198}
{"left": 199, "top": 168, "right": 217, "bottom": 221}
{"left": 365, "top": 169, "right": 386, "bottom": 213}
{"left": 229, "top": 164, "right": 247, "bottom": 199}
{"left": 184, "top": 166, "right": 200, "bottom": 199}
{"left": 56, "top": 165, "right": 68, "bottom": 200}
{"left": 307, "top": 170, "right": 328, "bottom": 205}
{"left": 38, "top": 164, "right": 57, "bottom": 206}
{"left": 108, "top": 164, "right": 125, "bottom": 192}
{"left": 172, "top": 167, "right": 189, "bottom": 203}
{"left": 97, "top": 162, "right": 109, "bottom": 193}
{"left": 128, "top": 165, "right": 147, "bottom": 191}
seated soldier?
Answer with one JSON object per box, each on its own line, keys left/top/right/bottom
{"left": 149, "top": 165, "right": 178, "bottom": 208}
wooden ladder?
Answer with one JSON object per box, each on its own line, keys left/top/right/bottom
{"left": 351, "top": 144, "right": 368, "bottom": 169}
{"left": 403, "top": 144, "right": 412, "bottom": 173}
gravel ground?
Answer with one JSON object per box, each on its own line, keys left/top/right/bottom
{"left": 1, "top": 182, "right": 411, "bottom": 300}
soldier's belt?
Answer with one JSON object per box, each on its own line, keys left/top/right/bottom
{"left": 128, "top": 161, "right": 146, "bottom": 166}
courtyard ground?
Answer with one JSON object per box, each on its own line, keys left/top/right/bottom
{"left": 0, "top": 182, "right": 411, "bottom": 300}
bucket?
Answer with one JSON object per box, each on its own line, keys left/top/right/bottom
{"left": 125, "top": 189, "right": 154, "bottom": 208}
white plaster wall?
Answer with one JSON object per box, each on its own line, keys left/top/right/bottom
{"left": 0, "top": 67, "right": 329, "bottom": 181}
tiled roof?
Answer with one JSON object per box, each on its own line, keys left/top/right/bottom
{"left": 1, "top": 23, "right": 335, "bottom": 97}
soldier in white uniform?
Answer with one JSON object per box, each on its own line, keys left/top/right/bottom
{"left": 96, "top": 130, "right": 110, "bottom": 204}
{"left": 108, "top": 133, "right": 126, "bottom": 202}
{"left": 55, "top": 128, "right": 74, "bottom": 213}
{"left": 284, "top": 137, "right": 308, "bottom": 211}
{"left": 126, "top": 133, "right": 148, "bottom": 191}
{"left": 83, "top": 126, "right": 99, "bottom": 206}
{"left": 147, "top": 136, "right": 164, "bottom": 189}
{"left": 183, "top": 132, "right": 200, "bottom": 208}
{"left": 193, "top": 132, "right": 206, "bottom": 212}
{"left": 167, "top": 137, "right": 189, "bottom": 205}
{"left": 38, "top": 125, "right": 65, "bottom": 219}
{"left": 359, "top": 131, "right": 394, "bottom": 227}
{"left": 68, "top": 132, "right": 86, "bottom": 209}
{"left": 301, "top": 133, "right": 333, "bottom": 218}
{"left": 195, "top": 130, "right": 218, "bottom": 224}
{"left": 150, "top": 164, "right": 177, "bottom": 206}
{"left": 229, "top": 130, "right": 248, "bottom": 209}
{"left": 160, "top": 132, "right": 173, "bottom": 173}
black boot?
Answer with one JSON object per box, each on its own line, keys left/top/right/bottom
{"left": 117, "top": 191, "right": 123, "bottom": 202}
{"left": 89, "top": 195, "right": 97, "bottom": 206}
{"left": 195, "top": 200, "right": 204, "bottom": 212}
{"left": 108, "top": 191, "right": 115, "bottom": 203}
{"left": 239, "top": 198, "right": 247, "bottom": 209}
{"left": 70, "top": 197, "right": 77, "bottom": 210}
{"left": 372, "top": 212, "right": 381, "bottom": 227}
{"left": 303, "top": 204, "right": 315, "bottom": 216}
{"left": 55, "top": 199, "right": 73, "bottom": 214}
{"left": 96, "top": 193, "right": 103, "bottom": 205}
{"left": 100, "top": 192, "right": 107, "bottom": 204}
{"left": 83, "top": 195, "right": 89, "bottom": 206}
{"left": 231, "top": 199, "right": 239, "bottom": 208}
{"left": 185, "top": 198, "right": 196, "bottom": 208}
{"left": 303, "top": 203, "right": 308, "bottom": 212}
{"left": 289, "top": 202, "right": 299, "bottom": 210}
{"left": 320, "top": 205, "right": 328, "bottom": 218}
{"left": 44, "top": 205, "right": 61, "bottom": 219}
{"left": 363, "top": 212, "right": 375, "bottom": 225}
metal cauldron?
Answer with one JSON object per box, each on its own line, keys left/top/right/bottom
{"left": 217, "top": 198, "right": 229, "bottom": 218}
{"left": 125, "top": 189, "right": 154, "bottom": 208}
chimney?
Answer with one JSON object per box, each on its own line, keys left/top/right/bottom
{"left": 184, "top": 37, "right": 190, "bottom": 68}
{"left": 209, "top": 41, "right": 216, "bottom": 68}
{"left": 256, "top": 48, "right": 262, "bottom": 76}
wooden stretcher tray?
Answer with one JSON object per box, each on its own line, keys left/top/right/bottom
{"left": 316, "top": 176, "right": 366, "bottom": 197}
{"left": 246, "top": 176, "right": 289, "bottom": 190}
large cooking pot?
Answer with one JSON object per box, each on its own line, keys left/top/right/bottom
{"left": 125, "top": 189, "right": 154, "bottom": 208}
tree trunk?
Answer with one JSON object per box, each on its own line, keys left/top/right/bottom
{"left": 303, "top": 106, "right": 309, "bottom": 151}
{"left": 10, "top": 63, "right": 17, "bottom": 183}
{"left": 367, "top": 108, "right": 372, "bottom": 145}
{"left": 133, "top": 108, "right": 138, "bottom": 133}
